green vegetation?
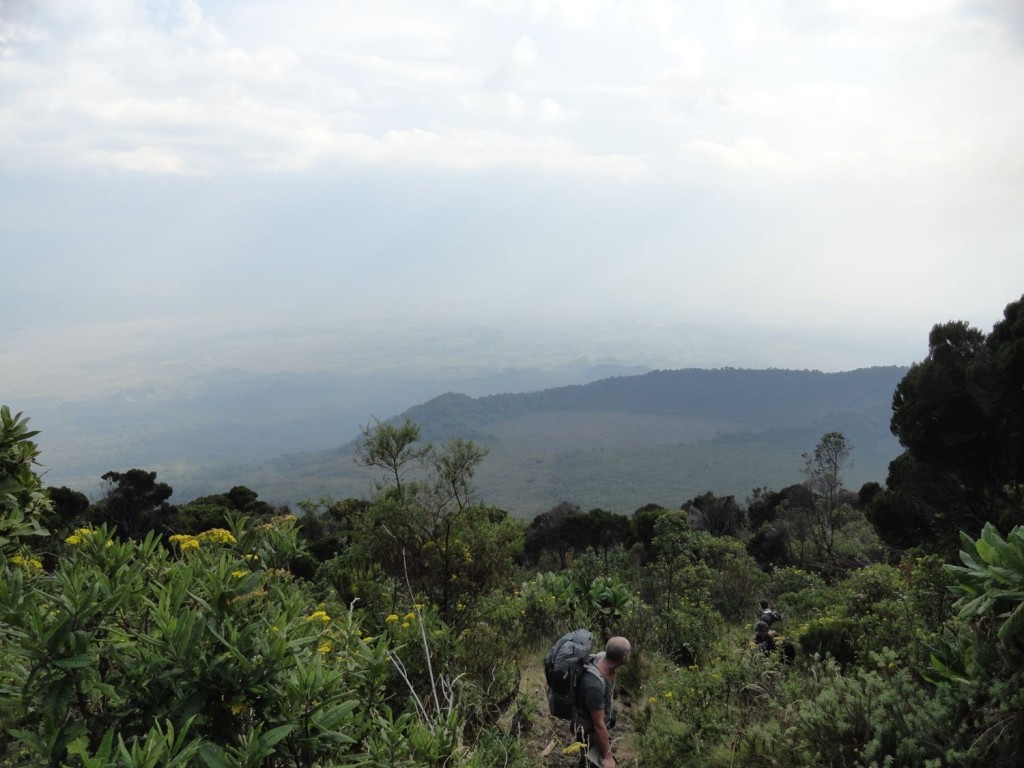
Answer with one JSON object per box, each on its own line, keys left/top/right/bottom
{"left": 4, "top": 295, "right": 1024, "bottom": 766}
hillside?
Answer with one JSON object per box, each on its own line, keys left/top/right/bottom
{"left": 231, "top": 366, "right": 907, "bottom": 517}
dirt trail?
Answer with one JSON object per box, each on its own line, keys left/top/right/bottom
{"left": 508, "top": 650, "right": 640, "bottom": 767}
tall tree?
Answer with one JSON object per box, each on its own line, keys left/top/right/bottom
{"left": 802, "top": 432, "right": 853, "bottom": 561}
{"left": 355, "top": 417, "right": 430, "bottom": 504}
{"left": 353, "top": 419, "right": 521, "bottom": 623}
{"left": 804, "top": 432, "right": 851, "bottom": 513}
{"left": 682, "top": 491, "right": 746, "bottom": 537}
{"left": 870, "top": 295, "right": 1024, "bottom": 552}
{"left": 89, "top": 469, "right": 174, "bottom": 539}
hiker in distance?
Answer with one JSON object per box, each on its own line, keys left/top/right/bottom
{"left": 753, "top": 620, "right": 776, "bottom": 655}
{"left": 758, "top": 598, "right": 782, "bottom": 628}
{"left": 576, "top": 636, "right": 631, "bottom": 768}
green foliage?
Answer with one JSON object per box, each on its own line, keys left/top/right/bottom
{"left": 643, "top": 515, "right": 767, "bottom": 622}
{"left": 659, "top": 599, "right": 725, "bottom": 667}
{"left": 352, "top": 420, "right": 523, "bottom": 626}
{"left": 736, "top": 653, "right": 950, "bottom": 767}
{"left": 0, "top": 514, "right": 501, "bottom": 767}
{"left": 0, "top": 405, "right": 50, "bottom": 557}
{"left": 797, "top": 617, "right": 859, "bottom": 666}
{"left": 18, "top": 379, "right": 1024, "bottom": 768}
{"left": 682, "top": 491, "right": 746, "bottom": 538}
{"left": 948, "top": 522, "right": 1024, "bottom": 642}
{"left": 517, "top": 570, "right": 584, "bottom": 638}
{"left": 920, "top": 522, "right": 1024, "bottom": 766}
{"left": 89, "top": 469, "right": 175, "bottom": 540}
{"left": 878, "top": 297, "right": 1024, "bottom": 552}
{"left": 583, "top": 574, "right": 637, "bottom": 639}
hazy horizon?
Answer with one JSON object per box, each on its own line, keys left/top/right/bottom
{"left": 3, "top": 0, "right": 1023, "bottom": 452}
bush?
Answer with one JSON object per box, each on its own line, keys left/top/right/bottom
{"left": 0, "top": 520, "right": 496, "bottom": 767}
{"left": 796, "top": 617, "right": 859, "bottom": 666}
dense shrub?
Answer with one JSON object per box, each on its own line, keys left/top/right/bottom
{"left": 0, "top": 521, "right": 498, "bottom": 766}
{"left": 797, "top": 617, "right": 859, "bottom": 666}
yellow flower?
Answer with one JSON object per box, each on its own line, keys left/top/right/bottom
{"left": 229, "top": 702, "right": 247, "bottom": 715}
{"left": 231, "top": 570, "right": 248, "bottom": 578}
{"left": 244, "top": 553, "right": 259, "bottom": 561}
{"left": 168, "top": 534, "right": 200, "bottom": 551}
{"left": 317, "top": 641, "right": 332, "bottom": 654}
{"left": 562, "top": 743, "right": 586, "bottom": 755}
{"left": 197, "top": 528, "right": 237, "bottom": 545}
{"left": 385, "top": 614, "right": 399, "bottom": 623}
{"left": 648, "top": 696, "right": 658, "bottom": 704}
{"left": 65, "top": 527, "right": 96, "bottom": 545}
{"left": 11, "top": 554, "right": 43, "bottom": 572}
{"left": 307, "top": 610, "right": 331, "bottom": 623}
{"left": 663, "top": 691, "right": 673, "bottom": 699}
{"left": 401, "top": 622, "right": 411, "bottom": 629}
{"left": 363, "top": 636, "right": 376, "bottom": 644}
{"left": 404, "top": 612, "right": 416, "bottom": 621}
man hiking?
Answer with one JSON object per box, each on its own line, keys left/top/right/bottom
{"left": 574, "top": 636, "right": 631, "bottom": 768}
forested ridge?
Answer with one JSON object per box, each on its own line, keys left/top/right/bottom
{"left": 397, "top": 366, "right": 906, "bottom": 442}
{"left": 2, "top": 294, "right": 1024, "bottom": 767}
{"left": 246, "top": 365, "right": 905, "bottom": 515}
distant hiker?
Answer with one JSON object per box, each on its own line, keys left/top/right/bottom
{"left": 574, "top": 636, "right": 631, "bottom": 768}
{"left": 753, "top": 620, "right": 776, "bottom": 655}
{"left": 758, "top": 598, "right": 782, "bottom": 628}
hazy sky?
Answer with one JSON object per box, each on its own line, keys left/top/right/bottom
{"left": 3, "top": 0, "right": 1024, "bottom": 401}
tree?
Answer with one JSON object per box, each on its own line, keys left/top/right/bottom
{"left": 355, "top": 417, "right": 430, "bottom": 503}
{"left": 89, "top": 469, "right": 174, "bottom": 540}
{"left": 352, "top": 419, "right": 521, "bottom": 623}
{"left": 804, "top": 432, "right": 851, "bottom": 512}
{"left": 295, "top": 496, "right": 368, "bottom": 562}
{"left": 524, "top": 501, "right": 583, "bottom": 568}
{"left": 45, "top": 485, "right": 90, "bottom": 531}
{"left": 629, "top": 503, "right": 668, "bottom": 559}
{"left": 872, "top": 295, "right": 1024, "bottom": 552}
{"left": 682, "top": 491, "right": 745, "bottom": 537}
{"left": 524, "top": 503, "right": 631, "bottom": 567}
{"left": 803, "top": 432, "right": 852, "bottom": 561}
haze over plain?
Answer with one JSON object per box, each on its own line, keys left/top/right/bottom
{"left": 2, "top": 1, "right": 1023, "bottom": 499}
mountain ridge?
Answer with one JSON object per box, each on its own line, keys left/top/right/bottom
{"left": 305, "top": 365, "right": 908, "bottom": 516}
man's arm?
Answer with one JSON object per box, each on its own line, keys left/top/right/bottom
{"left": 589, "top": 709, "right": 614, "bottom": 768}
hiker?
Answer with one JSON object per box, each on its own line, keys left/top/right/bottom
{"left": 574, "top": 636, "right": 631, "bottom": 768}
{"left": 753, "top": 620, "right": 776, "bottom": 655}
{"left": 758, "top": 598, "right": 782, "bottom": 628}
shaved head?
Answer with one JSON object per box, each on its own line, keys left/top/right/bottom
{"left": 606, "top": 636, "right": 631, "bottom": 663}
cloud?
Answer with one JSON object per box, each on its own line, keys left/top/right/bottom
{"left": 1, "top": 4, "right": 651, "bottom": 176}
{"left": 2, "top": 0, "right": 1024, "bottom": 403}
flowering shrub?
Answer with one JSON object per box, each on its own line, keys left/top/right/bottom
{"left": 0, "top": 519, "right": 500, "bottom": 766}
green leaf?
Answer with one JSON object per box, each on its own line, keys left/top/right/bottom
{"left": 52, "top": 653, "right": 96, "bottom": 670}
{"left": 997, "top": 601, "right": 1024, "bottom": 641}
{"left": 259, "top": 723, "right": 296, "bottom": 749}
{"left": 197, "top": 743, "right": 231, "bottom": 768}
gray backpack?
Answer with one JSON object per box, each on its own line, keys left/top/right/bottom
{"left": 543, "top": 628, "right": 599, "bottom": 720}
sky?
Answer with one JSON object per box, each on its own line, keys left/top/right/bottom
{"left": 3, "top": 0, "right": 1024, "bottom": 404}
